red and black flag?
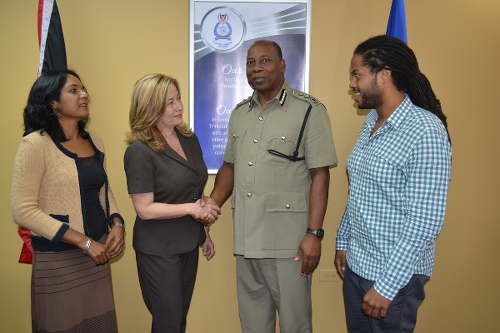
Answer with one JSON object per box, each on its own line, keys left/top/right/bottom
{"left": 18, "top": 0, "right": 67, "bottom": 264}
{"left": 37, "top": 0, "right": 67, "bottom": 75}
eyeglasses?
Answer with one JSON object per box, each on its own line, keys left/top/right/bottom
{"left": 68, "top": 87, "right": 88, "bottom": 95}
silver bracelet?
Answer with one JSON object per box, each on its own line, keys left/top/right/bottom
{"left": 84, "top": 238, "right": 92, "bottom": 250}
{"left": 112, "top": 223, "right": 124, "bottom": 228}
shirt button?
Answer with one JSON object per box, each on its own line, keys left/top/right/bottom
{"left": 248, "top": 161, "right": 254, "bottom": 166}
{"left": 281, "top": 136, "right": 286, "bottom": 141}
{"left": 285, "top": 203, "right": 291, "bottom": 209}
{"left": 253, "top": 138, "right": 259, "bottom": 143}
{"left": 258, "top": 116, "right": 264, "bottom": 121}
{"left": 247, "top": 192, "right": 253, "bottom": 198}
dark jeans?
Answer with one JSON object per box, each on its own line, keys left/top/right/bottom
{"left": 343, "top": 265, "right": 428, "bottom": 333}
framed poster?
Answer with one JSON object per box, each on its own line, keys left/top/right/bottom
{"left": 189, "top": 0, "right": 311, "bottom": 173}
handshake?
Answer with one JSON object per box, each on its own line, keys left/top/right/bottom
{"left": 192, "top": 196, "right": 221, "bottom": 225}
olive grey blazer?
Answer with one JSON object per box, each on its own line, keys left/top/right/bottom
{"left": 124, "top": 132, "right": 207, "bottom": 255}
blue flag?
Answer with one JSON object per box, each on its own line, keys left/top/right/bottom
{"left": 386, "top": 0, "right": 407, "bottom": 43}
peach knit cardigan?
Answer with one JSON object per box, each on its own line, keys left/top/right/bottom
{"left": 11, "top": 130, "right": 122, "bottom": 244}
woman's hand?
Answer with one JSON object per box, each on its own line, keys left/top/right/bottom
{"left": 106, "top": 224, "right": 125, "bottom": 258}
{"left": 84, "top": 239, "right": 110, "bottom": 265}
{"left": 201, "top": 231, "right": 215, "bottom": 261}
{"left": 190, "top": 199, "right": 220, "bottom": 224}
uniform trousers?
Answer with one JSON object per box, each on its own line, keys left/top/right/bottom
{"left": 136, "top": 247, "right": 199, "bottom": 333}
{"left": 343, "top": 265, "right": 428, "bottom": 333}
{"left": 236, "top": 255, "right": 312, "bottom": 333}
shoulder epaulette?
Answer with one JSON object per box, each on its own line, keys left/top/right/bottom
{"left": 235, "top": 96, "right": 253, "bottom": 110}
{"left": 290, "top": 89, "right": 323, "bottom": 106}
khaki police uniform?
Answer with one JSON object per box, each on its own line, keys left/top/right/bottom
{"left": 224, "top": 82, "right": 337, "bottom": 333}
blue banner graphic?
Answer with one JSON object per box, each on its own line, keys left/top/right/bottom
{"left": 190, "top": 1, "right": 310, "bottom": 173}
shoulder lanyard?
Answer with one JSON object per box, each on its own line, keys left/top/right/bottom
{"left": 267, "top": 103, "right": 312, "bottom": 162}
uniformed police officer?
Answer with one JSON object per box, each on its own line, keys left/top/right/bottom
{"left": 208, "top": 40, "right": 337, "bottom": 333}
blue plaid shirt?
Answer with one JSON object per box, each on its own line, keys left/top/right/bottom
{"left": 336, "top": 96, "right": 451, "bottom": 300}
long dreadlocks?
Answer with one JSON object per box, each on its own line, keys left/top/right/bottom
{"left": 354, "top": 35, "right": 450, "bottom": 142}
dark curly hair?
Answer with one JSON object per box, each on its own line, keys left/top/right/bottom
{"left": 23, "top": 69, "right": 88, "bottom": 141}
{"left": 354, "top": 35, "right": 450, "bottom": 143}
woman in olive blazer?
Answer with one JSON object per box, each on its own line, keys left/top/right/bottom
{"left": 124, "top": 73, "right": 220, "bottom": 333}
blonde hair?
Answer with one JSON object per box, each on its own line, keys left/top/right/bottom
{"left": 127, "top": 73, "right": 192, "bottom": 152}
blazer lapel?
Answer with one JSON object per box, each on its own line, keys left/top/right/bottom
{"left": 161, "top": 135, "right": 198, "bottom": 173}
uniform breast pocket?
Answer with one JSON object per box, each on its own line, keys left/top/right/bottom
{"left": 266, "top": 133, "right": 297, "bottom": 164}
{"left": 230, "top": 129, "right": 247, "bottom": 159}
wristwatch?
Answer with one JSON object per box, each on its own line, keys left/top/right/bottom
{"left": 306, "top": 228, "right": 324, "bottom": 240}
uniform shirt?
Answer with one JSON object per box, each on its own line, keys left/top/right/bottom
{"left": 224, "top": 82, "right": 337, "bottom": 258}
{"left": 336, "top": 96, "right": 451, "bottom": 300}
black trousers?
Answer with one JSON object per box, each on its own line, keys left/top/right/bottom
{"left": 136, "top": 247, "right": 199, "bottom": 333}
{"left": 343, "top": 265, "right": 428, "bottom": 333}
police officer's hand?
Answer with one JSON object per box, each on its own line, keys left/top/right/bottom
{"left": 295, "top": 234, "right": 321, "bottom": 276}
{"left": 191, "top": 199, "right": 220, "bottom": 225}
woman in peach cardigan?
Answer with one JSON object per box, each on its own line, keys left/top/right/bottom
{"left": 11, "top": 69, "right": 124, "bottom": 333}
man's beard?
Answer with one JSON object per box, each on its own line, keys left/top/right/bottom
{"left": 357, "top": 78, "right": 382, "bottom": 110}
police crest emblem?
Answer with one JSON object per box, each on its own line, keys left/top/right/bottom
{"left": 200, "top": 6, "right": 246, "bottom": 52}
{"left": 214, "top": 14, "right": 232, "bottom": 40}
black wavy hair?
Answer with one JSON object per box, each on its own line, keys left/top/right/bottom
{"left": 354, "top": 35, "right": 450, "bottom": 142}
{"left": 23, "top": 69, "right": 88, "bottom": 141}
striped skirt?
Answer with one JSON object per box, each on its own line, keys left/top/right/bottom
{"left": 32, "top": 248, "right": 118, "bottom": 333}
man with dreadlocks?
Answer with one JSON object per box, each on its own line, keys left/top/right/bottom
{"left": 335, "top": 35, "right": 452, "bottom": 332}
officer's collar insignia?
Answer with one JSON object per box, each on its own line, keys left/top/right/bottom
{"left": 278, "top": 89, "right": 287, "bottom": 106}
{"left": 248, "top": 97, "right": 255, "bottom": 110}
